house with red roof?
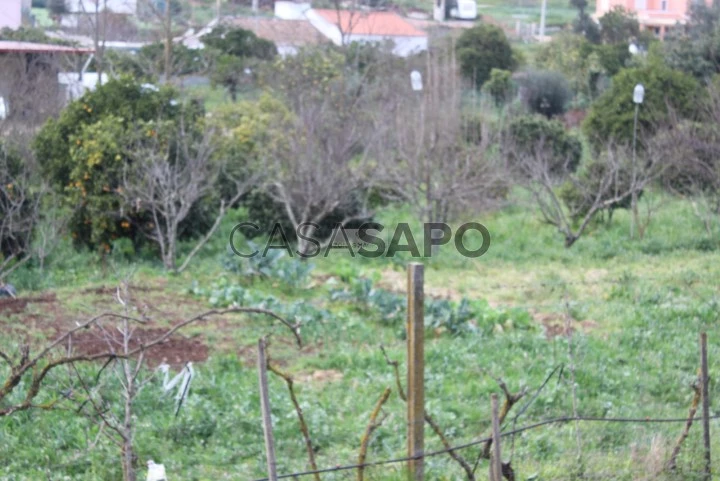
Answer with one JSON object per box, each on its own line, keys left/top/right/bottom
{"left": 305, "top": 8, "right": 428, "bottom": 56}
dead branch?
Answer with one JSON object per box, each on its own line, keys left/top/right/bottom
{"left": 380, "top": 345, "right": 406, "bottom": 401}
{"left": 358, "top": 387, "right": 391, "bottom": 481}
{"left": 665, "top": 374, "right": 702, "bottom": 472}
{"left": 267, "top": 359, "right": 321, "bottom": 481}
{"left": 381, "top": 345, "right": 476, "bottom": 480}
{"left": 424, "top": 410, "right": 476, "bottom": 480}
{"left": 1, "top": 306, "right": 299, "bottom": 418}
{"left": 481, "top": 380, "right": 527, "bottom": 460}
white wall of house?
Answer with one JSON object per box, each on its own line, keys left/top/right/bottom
{"left": 305, "top": 9, "right": 343, "bottom": 45}
{"left": 275, "top": 1, "right": 311, "bottom": 20}
{"left": 58, "top": 72, "right": 109, "bottom": 102}
{"left": 0, "top": 0, "right": 22, "bottom": 30}
{"left": 65, "top": 0, "right": 138, "bottom": 15}
{"left": 349, "top": 34, "right": 427, "bottom": 56}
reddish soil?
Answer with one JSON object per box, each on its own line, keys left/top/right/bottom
{"left": 0, "top": 286, "right": 212, "bottom": 368}
{"left": 69, "top": 328, "right": 208, "bottom": 367}
{"left": 563, "top": 109, "right": 587, "bottom": 129}
{"left": 0, "top": 293, "right": 57, "bottom": 315}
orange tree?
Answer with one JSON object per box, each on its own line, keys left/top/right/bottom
{"left": 33, "top": 77, "right": 208, "bottom": 253}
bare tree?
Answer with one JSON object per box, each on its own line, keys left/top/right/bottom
{"left": 77, "top": 0, "right": 109, "bottom": 85}
{"left": 139, "top": 0, "right": 179, "bottom": 82}
{"left": 0, "top": 143, "right": 43, "bottom": 280}
{"left": 0, "top": 52, "right": 71, "bottom": 127}
{"left": 329, "top": 0, "right": 364, "bottom": 46}
{"left": 663, "top": 87, "right": 720, "bottom": 237}
{"left": 0, "top": 289, "right": 298, "bottom": 481}
{"left": 506, "top": 135, "right": 669, "bottom": 247}
{"left": 121, "top": 120, "right": 257, "bottom": 272}
{"left": 262, "top": 67, "right": 388, "bottom": 256}
{"left": 379, "top": 49, "right": 507, "bottom": 225}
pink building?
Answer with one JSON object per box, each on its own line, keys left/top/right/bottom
{"left": 0, "top": 0, "right": 23, "bottom": 30}
{"left": 595, "top": 0, "right": 709, "bottom": 38}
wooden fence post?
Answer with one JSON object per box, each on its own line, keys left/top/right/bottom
{"left": 701, "top": 332, "right": 711, "bottom": 481}
{"left": 258, "top": 338, "right": 278, "bottom": 481}
{"left": 407, "top": 263, "right": 425, "bottom": 481}
{"left": 490, "top": 393, "right": 502, "bottom": 481}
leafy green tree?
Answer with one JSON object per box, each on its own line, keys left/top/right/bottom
{"left": 33, "top": 77, "right": 207, "bottom": 252}
{"left": 202, "top": 26, "right": 276, "bottom": 59}
{"left": 138, "top": 42, "right": 208, "bottom": 76}
{"left": 261, "top": 46, "right": 346, "bottom": 106}
{"left": 201, "top": 26, "right": 276, "bottom": 101}
{"left": 598, "top": 6, "right": 639, "bottom": 44}
{"left": 210, "top": 54, "right": 254, "bottom": 102}
{"left": 593, "top": 42, "right": 631, "bottom": 76}
{"left": 535, "top": 32, "right": 604, "bottom": 103}
{"left": 664, "top": 1, "right": 720, "bottom": 80}
{"left": 456, "top": 23, "right": 516, "bottom": 89}
{"left": 520, "top": 70, "right": 572, "bottom": 118}
{"left": 583, "top": 63, "right": 700, "bottom": 150}
{"left": 570, "top": 0, "right": 601, "bottom": 43}
{"left": 483, "top": 68, "right": 513, "bottom": 106}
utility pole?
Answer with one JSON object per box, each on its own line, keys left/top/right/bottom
{"left": 539, "top": 0, "right": 547, "bottom": 37}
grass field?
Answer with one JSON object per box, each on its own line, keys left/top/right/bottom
{"left": 2, "top": 190, "right": 720, "bottom": 480}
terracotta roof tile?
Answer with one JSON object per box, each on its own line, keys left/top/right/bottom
{"left": 227, "top": 17, "right": 327, "bottom": 45}
{"left": 313, "top": 9, "right": 426, "bottom": 37}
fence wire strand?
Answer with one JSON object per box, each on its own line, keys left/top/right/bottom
{"left": 251, "top": 414, "right": 720, "bottom": 481}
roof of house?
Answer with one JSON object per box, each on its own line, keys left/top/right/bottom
{"left": 227, "top": 17, "right": 327, "bottom": 45}
{"left": 312, "top": 9, "right": 426, "bottom": 37}
{"left": 0, "top": 41, "right": 93, "bottom": 54}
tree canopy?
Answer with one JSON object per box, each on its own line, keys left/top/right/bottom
{"left": 33, "top": 77, "right": 208, "bottom": 251}
{"left": 456, "top": 23, "right": 517, "bottom": 89}
{"left": 583, "top": 62, "right": 700, "bottom": 149}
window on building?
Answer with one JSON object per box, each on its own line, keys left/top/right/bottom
{"left": 661, "top": 0, "right": 667, "bottom": 10}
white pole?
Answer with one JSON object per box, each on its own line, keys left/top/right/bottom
{"left": 539, "top": 0, "right": 547, "bottom": 37}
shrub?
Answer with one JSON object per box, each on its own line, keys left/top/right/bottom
{"left": 520, "top": 70, "right": 572, "bottom": 118}
{"left": 507, "top": 115, "right": 583, "bottom": 175}
{"left": 484, "top": 68, "right": 513, "bottom": 105}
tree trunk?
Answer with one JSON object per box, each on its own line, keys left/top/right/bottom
{"left": 163, "top": 0, "right": 172, "bottom": 82}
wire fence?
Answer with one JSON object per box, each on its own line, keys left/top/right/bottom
{"left": 244, "top": 267, "right": 720, "bottom": 481}
{"left": 250, "top": 414, "right": 720, "bottom": 481}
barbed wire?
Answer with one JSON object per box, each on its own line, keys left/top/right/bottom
{"left": 251, "top": 413, "right": 720, "bottom": 481}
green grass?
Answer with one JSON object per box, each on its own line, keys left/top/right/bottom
{"left": 2, "top": 193, "right": 720, "bottom": 480}
{"left": 479, "top": 0, "right": 577, "bottom": 27}
{"left": 30, "top": 8, "right": 54, "bottom": 28}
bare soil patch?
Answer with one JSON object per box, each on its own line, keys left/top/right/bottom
{"left": 533, "top": 311, "right": 599, "bottom": 339}
{"left": 69, "top": 328, "right": 208, "bottom": 368}
{"left": 0, "top": 293, "right": 57, "bottom": 315}
{"left": 378, "top": 269, "right": 462, "bottom": 300}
